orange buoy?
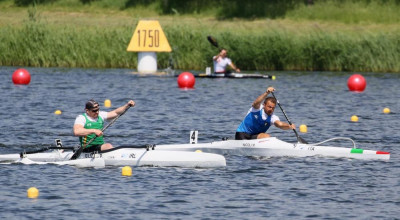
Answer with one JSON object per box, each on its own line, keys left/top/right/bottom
{"left": 12, "top": 68, "right": 31, "bottom": 85}
{"left": 347, "top": 74, "right": 366, "bottom": 92}
{"left": 177, "top": 72, "right": 195, "bottom": 89}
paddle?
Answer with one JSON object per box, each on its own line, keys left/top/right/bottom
{"left": 70, "top": 105, "right": 132, "bottom": 160}
{"left": 208, "top": 35, "right": 240, "bottom": 74}
{"left": 207, "top": 36, "right": 275, "bottom": 79}
{"left": 271, "top": 92, "right": 308, "bottom": 144}
{"left": 207, "top": 35, "right": 220, "bottom": 50}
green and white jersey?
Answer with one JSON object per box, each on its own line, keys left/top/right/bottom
{"left": 74, "top": 112, "right": 108, "bottom": 148}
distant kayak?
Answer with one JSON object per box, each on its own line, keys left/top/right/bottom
{"left": 194, "top": 72, "right": 276, "bottom": 79}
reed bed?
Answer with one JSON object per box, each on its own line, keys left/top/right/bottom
{"left": 1, "top": 0, "right": 400, "bottom": 72}
{"left": 1, "top": 21, "right": 399, "bottom": 72}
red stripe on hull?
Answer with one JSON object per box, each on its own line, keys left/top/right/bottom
{"left": 376, "top": 151, "right": 390, "bottom": 155}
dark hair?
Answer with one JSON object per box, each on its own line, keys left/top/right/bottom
{"left": 85, "top": 99, "right": 99, "bottom": 110}
{"left": 264, "top": 97, "right": 276, "bottom": 105}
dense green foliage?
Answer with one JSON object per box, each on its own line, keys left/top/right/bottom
{"left": 12, "top": 0, "right": 400, "bottom": 20}
{"left": 1, "top": 0, "right": 400, "bottom": 72}
{"left": 1, "top": 21, "right": 399, "bottom": 72}
{"left": 0, "top": 23, "right": 135, "bottom": 68}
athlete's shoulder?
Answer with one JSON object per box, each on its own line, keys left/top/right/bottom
{"left": 250, "top": 104, "right": 263, "bottom": 112}
{"left": 74, "top": 114, "right": 86, "bottom": 125}
{"left": 271, "top": 114, "right": 280, "bottom": 122}
{"left": 99, "top": 111, "right": 108, "bottom": 120}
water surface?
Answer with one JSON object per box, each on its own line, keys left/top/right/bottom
{"left": 0, "top": 67, "right": 399, "bottom": 219}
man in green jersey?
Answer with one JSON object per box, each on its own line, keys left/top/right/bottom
{"left": 73, "top": 99, "right": 135, "bottom": 152}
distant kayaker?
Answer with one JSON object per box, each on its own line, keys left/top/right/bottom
{"left": 235, "top": 87, "right": 295, "bottom": 140}
{"left": 213, "top": 48, "right": 240, "bottom": 74}
{"left": 73, "top": 99, "right": 135, "bottom": 152}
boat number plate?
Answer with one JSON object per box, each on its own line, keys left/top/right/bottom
{"left": 242, "top": 143, "right": 255, "bottom": 147}
{"left": 84, "top": 153, "right": 102, "bottom": 158}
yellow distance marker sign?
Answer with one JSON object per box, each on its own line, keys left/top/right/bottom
{"left": 127, "top": 20, "right": 172, "bottom": 52}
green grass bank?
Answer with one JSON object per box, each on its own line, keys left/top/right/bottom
{"left": 1, "top": 0, "right": 400, "bottom": 72}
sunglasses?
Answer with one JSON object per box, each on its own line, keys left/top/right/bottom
{"left": 90, "top": 108, "right": 99, "bottom": 113}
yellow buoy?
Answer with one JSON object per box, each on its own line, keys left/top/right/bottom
{"left": 351, "top": 115, "right": 359, "bottom": 122}
{"left": 54, "top": 110, "right": 62, "bottom": 115}
{"left": 383, "top": 108, "right": 390, "bottom": 114}
{"left": 104, "top": 99, "right": 111, "bottom": 108}
{"left": 121, "top": 166, "right": 132, "bottom": 176}
{"left": 195, "top": 150, "right": 202, "bottom": 153}
{"left": 27, "top": 187, "right": 39, "bottom": 198}
{"left": 299, "top": 124, "right": 307, "bottom": 133}
{"left": 272, "top": 75, "right": 276, "bottom": 80}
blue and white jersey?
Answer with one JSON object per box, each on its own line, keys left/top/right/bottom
{"left": 236, "top": 105, "right": 279, "bottom": 135}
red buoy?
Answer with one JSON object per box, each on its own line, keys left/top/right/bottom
{"left": 177, "top": 72, "right": 195, "bottom": 89}
{"left": 347, "top": 74, "right": 366, "bottom": 92}
{"left": 12, "top": 68, "right": 31, "bottom": 85}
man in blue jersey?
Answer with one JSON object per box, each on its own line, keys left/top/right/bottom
{"left": 235, "top": 87, "right": 295, "bottom": 140}
{"left": 73, "top": 99, "right": 135, "bottom": 152}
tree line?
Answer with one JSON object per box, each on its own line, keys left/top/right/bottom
{"left": 13, "top": 0, "right": 400, "bottom": 19}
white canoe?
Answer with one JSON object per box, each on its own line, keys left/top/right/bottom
{"left": 195, "top": 72, "right": 275, "bottom": 79}
{"left": 15, "top": 157, "right": 106, "bottom": 168}
{"left": 0, "top": 148, "right": 226, "bottom": 168}
{"left": 155, "top": 137, "right": 390, "bottom": 160}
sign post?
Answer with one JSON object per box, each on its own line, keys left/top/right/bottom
{"left": 127, "top": 20, "right": 172, "bottom": 74}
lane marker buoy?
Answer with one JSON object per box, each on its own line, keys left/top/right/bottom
{"left": 27, "top": 187, "right": 39, "bottom": 198}
{"left": 351, "top": 115, "right": 359, "bottom": 122}
{"left": 104, "top": 99, "right": 111, "bottom": 108}
{"left": 383, "top": 108, "right": 390, "bottom": 114}
{"left": 177, "top": 72, "right": 195, "bottom": 89}
{"left": 299, "top": 124, "right": 307, "bottom": 133}
{"left": 122, "top": 166, "right": 132, "bottom": 176}
{"left": 12, "top": 68, "right": 31, "bottom": 85}
{"left": 347, "top": 74, "right": 366, "bottom": 92}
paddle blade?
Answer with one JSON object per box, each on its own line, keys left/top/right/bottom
{"left": 207, "top": 36, "right": 219, "bottom": 48}
{"left": 70, "top": 147, "right": 82, "bottom": 160}
{"left": 297, "top": 135, "right": 308, "bottom": 144}
{"left": 292, "top": 128, "right": 308, "bottom": 144}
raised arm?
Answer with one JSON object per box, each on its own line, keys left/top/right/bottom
{"left": 107, "top": 100, "right": 135, "bottom": 119}
{"left": 252, "top": 87, "right": 275, "bottom": 109}
{"left": 213, "top": 53, "right": 220, "bottom": 61}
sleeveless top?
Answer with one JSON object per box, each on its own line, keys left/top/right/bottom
{"left": 79, "top": 113, "right": 105, "bottom": 148}
{"left": 236, "top": 105, "right": 278, "bottom": 135}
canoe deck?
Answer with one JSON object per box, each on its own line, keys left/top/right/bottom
{"left": 0, "top": 148, "right": 226, "bottom": 168}
{"left": 156, "top": 137, "right": 390, "bottom": 160}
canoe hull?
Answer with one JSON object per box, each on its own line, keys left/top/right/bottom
{"left": 0, "top": 149, "right": 226, "bottom": 168}
{"left": 157, "top": 137, "right": 390, "bottom": 160}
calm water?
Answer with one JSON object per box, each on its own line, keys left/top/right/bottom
{"left": 0, "top": 66, "right": 399, "bottom": 219}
